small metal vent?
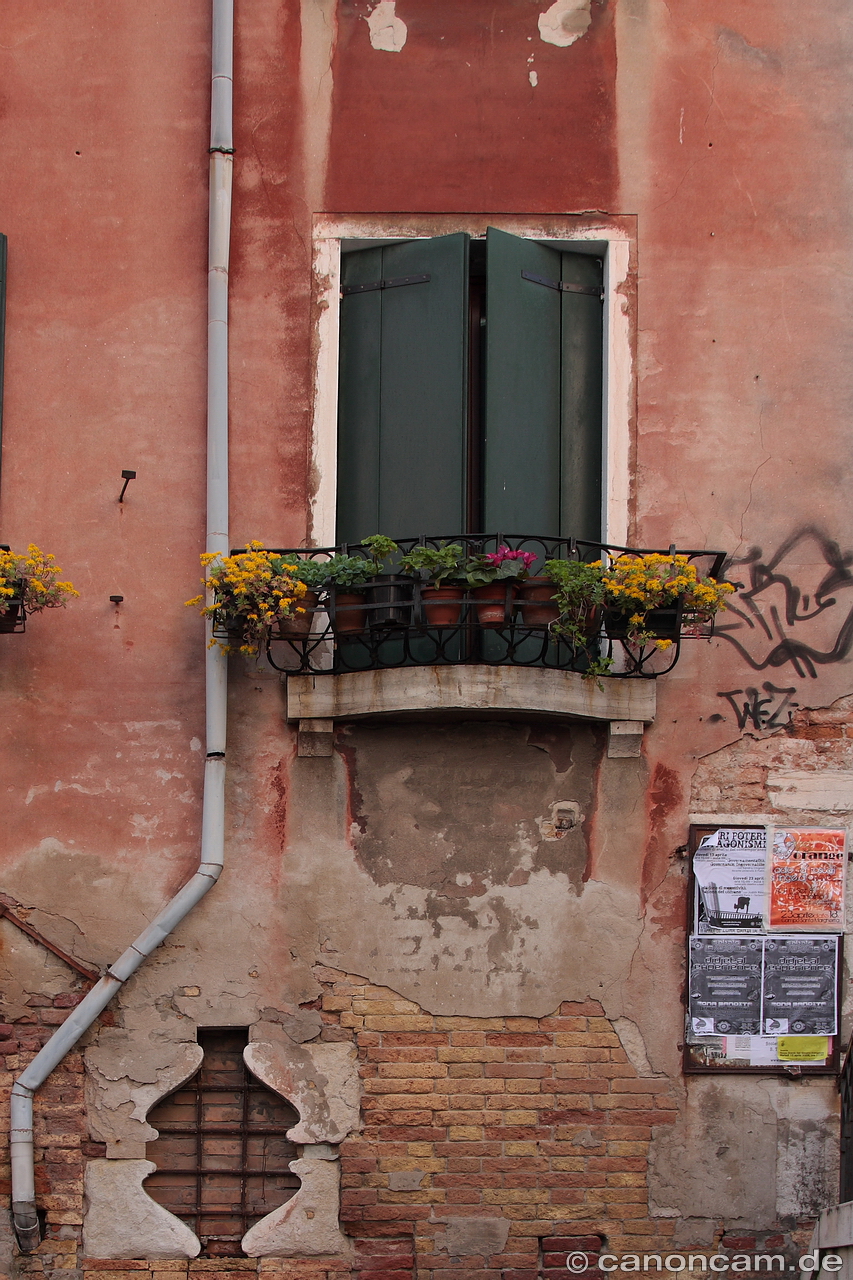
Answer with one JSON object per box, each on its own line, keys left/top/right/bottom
{"left": 144, "top": 1028, "right": 301, "bottom": 1256}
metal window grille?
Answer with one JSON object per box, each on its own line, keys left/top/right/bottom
{"left": 144, "top": 1028, "right": 301, "bottom": 1256}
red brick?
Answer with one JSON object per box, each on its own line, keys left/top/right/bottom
{"left": 383, "top": 1034, "right": 449, "bottom": 1046}
{"left": 485, "top": 1034, "right": 550, "bottom": 1047}
{"left": 485, "top": 1064, "right": 551, "bottom": 1078}
{"left": 542, "top": 1237, "right": 604, "bottom": 1250}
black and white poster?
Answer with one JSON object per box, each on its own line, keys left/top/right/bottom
{"left": 689, "top": 936, "right": 763, "bottom": 1036}
{"left": 762, "top": 935, "right": 838, "bottom": 1035}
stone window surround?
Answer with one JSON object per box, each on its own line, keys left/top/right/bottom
{"left": 309, "top": 213, "right": 636, "bottom": 552}
{"left": 82, "top": 1034, "right": 360, "bottom": 1260}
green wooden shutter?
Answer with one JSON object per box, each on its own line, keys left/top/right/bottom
{"left": 483, "top": 228, "right": 603, "bottom": 541}
{"left": 337, "top": 233, "right": 469, "bottom": 544}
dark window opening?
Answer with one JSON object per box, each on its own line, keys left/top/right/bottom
{"left": 144, "top": 1028, "right": 301, "bottom": 1257}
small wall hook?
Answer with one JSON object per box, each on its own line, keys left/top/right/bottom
{"left": 109, "top": 595, "right": 124, "bottom": 605}
{"left": 118, "top": 470, "right": 137, "bottom": 503}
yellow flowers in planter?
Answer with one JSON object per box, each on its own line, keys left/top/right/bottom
{"left": 0, "top": 545, "right": 78, "bottom": 620}
{"left": 600, "top": 552, "right": 734, "bottom": 648}
{"left": 187, "top": 541, "right": 306, "bottom": 655}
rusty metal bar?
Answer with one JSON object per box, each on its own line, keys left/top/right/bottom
{"left": 0, "top": 901, "right": 100, "bottom": 982}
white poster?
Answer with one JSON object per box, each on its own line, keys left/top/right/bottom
{"left": 693, "top": 827, "right": 768, "bottom": 932}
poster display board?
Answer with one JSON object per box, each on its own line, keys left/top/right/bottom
{"left": 684, "top": 825, "right": 845, "bottom": 1074}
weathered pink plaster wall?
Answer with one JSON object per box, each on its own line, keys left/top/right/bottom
{"left": 0, "top": 0, "right": 851, "bottom": 1251}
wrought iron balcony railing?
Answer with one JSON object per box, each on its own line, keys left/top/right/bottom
{"left": 223, "top": 535, "right": 727, "bottom": 679}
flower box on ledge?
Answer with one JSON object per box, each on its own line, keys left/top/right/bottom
{"left": 232, "top": 534, "right": 730, "bottom": 680}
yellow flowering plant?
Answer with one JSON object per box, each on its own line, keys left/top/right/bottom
{"left": 187, "top": 541, "right": 306, "bottom": 656}
{"left": 0, "top": 544, "right": 79, "bottom": 626}
{"left": 600, "top": 553, "right": 734, "bottom": 649}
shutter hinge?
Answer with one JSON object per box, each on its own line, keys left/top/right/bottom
{"left": 521, "top": 269, "right": 603, "bottom": 301}
{"left": 341, "top": 273, "right": 431, "bottom": 297}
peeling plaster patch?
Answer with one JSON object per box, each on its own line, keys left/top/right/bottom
{"left": 649, "top": 1080, "right": 778, "bottom": 1222}
{"left": 767, "top": 770, "right": 852, "bottom": 811}
{"left": 86, "top": 1036, "right": 203, "bottom": 1155}
{"left": 241, "top": 1157, "right": 350, "bottom": 1257}
{"left": 529, "top": 70, "right": 538, "bottom": 87}
{"left": 257, "top": 1004, "right": 323, "bottom": 1044}
{"left": 717, "top": 27, "right": 781, "bottom": 72}
{"left": 343, "top": 721, "right": 599, "bottom": 894}
{"left": 367, "top": 1, "right": 407, "bottom": 52}
{"left": 83, "top": 1159, "right": 200, "bottom": 1258}
{"left": 538, "top": 0, "right": 591, "bottom": 47}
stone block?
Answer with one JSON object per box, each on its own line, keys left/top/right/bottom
{"left": 244, "top": 1042, "right": 360, "bottom": 1144}
{"left": 82, "top": 1160, "right": 200, "bottom": 1259}
{"left": 241, "top": 1158, "right": 350, "bottom": 1258}
{"left": 439, "top": 1217, "right": 511, "bottom": 1257}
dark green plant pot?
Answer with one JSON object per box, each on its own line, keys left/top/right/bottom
{"left": 365, "top": 575, "right": 414, "bottom": 629}
{"left": 0, "top": 599, "right": 24, "bottom": 633}
{"left": 604, "top": 602, "right": 682, "bottom": 641}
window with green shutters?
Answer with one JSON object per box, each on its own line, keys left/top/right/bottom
{"left": 336, "top": 227, "right": 604, "bottom": 545}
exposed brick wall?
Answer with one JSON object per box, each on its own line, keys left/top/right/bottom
{"left": 312, "top": 965, "right": 678, "bottom": 1278}
{"left": 0, "top": 967, "right": 821, "bottom": 1279}
{"left": 692, "top": 695, "right": 853, "bottom": 813}
{"left": 0, "top": 980, "right": 95, "bottom": 1280}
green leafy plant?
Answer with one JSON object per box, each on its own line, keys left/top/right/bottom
{"left": 360, "top": 534, "right": 399, "bottom": 572}
{"left": 543, "top": 558, "right": 605, "bottom": 647}
{"left": 321, "top": 554, "right": 376, "bottom": 589}
{"left": 399, "top": 542, "right": 465, "bottom": 586}
{"left": 290, "top": 557, "right": 331, "bottom": 589}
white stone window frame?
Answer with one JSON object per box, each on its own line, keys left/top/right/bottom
{"left": 309, "top": 213, "right": 635, "bottom": 550}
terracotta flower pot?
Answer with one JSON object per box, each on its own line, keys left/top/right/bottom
{"left": 517, "top": 577, "right": 560, "bottom": 627}
{"left": 276, "top": 589, "right": 320, "bottom": 638}
{"left": 471, "top": 582, "right": 516, "bottom": 629}
{"left": 332, "top": 589, "right": 367, "bottom": 634}
{"left": 421, "top": 584, "right": 463, "bottom": 628}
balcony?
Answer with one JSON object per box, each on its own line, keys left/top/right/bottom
{"left": 222, "top": 535, "right": 727, "bottom": 754}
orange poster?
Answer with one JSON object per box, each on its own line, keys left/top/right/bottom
{"left": 768, "top": 828, "right": 846, "bottom": 931}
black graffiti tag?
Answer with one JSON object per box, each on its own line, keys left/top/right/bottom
{"left": 713, "top": 683, "right": 799, "bottom": 731}
{"left": 715, "top": 527, "right": 853, "bottom": 680}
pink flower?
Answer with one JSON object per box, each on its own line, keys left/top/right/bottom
{"left": 484, "top": 545, "right": 538, "bottom": 569}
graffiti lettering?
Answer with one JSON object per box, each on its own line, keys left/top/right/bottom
{"left": 715, "top": 527, "right": 853, "bottom": 679}
{"left": 712, "top": 683, "right": 798, "bottom": 731}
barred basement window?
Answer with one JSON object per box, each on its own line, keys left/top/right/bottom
{"left": 144, "top": 1028, "right": 301, "bottom": 1256}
